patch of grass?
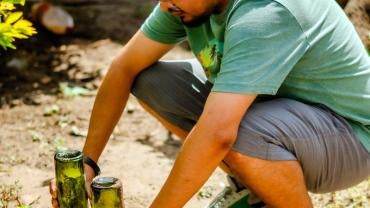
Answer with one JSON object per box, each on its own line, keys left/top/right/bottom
{"left": 0, "top": 181, "right": 25, "bottom": 208}
{"left": 0, "top": 181, "right": 38, "bottom": 208}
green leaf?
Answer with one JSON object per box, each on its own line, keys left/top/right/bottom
{"left": 18, "top": 204, "right": 32, "bottom": 208}
{"left": 8, "top": 31, "right": 28, "bottom": 39}
{"left": 13, "top": 19, "right": 37, "bottom": 36}
{"left": 0, "top": 38, "right": 9, "bottom": 49}
{"left": 0, "top": 0, "right": 36, "bottom": 49}
{"left": 0, "top": 23, "right": 12, "bottom": 33}
{"left": 13, "top": 19, "right": 31, "bottom": 28}
{"left": 0, "top": 2, "right": 16, "bottom": 11}
{"left": 59, "top": 83, "right": 90, "bottom": 97}
{"left": 3, "top": 0, "right": 25, "bottom": 6}
{"left": 5, "top": 11, "right": 22, "bottom": 24}
{"left": 0, "top": 33, "right": 15, "bottom": 49}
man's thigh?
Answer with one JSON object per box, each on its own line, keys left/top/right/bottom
{"left": 130, "top": 60, "right": 370, "bottom": 193}
{"left": 233, "top": 98, "right": 370, "bottom": 193}
{"left": 131, "top": 59, "right": 211, "bottom": 131}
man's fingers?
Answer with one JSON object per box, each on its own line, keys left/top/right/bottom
{"left": 51, "top": 198, "right": 59, "bottom": 208}
{"left": 84, "top": 164, "right": 95, "bottom": 199}
{"left": 49, "top": 179, "right": 58, "bottom": 199}
{"left": 85, "top": 181, "right": 92, "bottom": 199}
{"left": 50, "top": 179, "right": 59, "bottom": 207}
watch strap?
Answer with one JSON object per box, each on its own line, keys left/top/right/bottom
{"left": 83, "top": 155, "right": 101, "bottom": 176}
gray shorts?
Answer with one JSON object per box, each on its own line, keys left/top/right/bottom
{"left": 131, "top": 59, "right": 370, "bottom": 193}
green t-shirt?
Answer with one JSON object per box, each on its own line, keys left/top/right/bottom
{"left": 141, "top": 0, "right": 370, "bottom": 152}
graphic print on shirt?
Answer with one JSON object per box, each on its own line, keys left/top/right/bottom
{"left": 196, "top": 39, "right": 223, "bottom": 81}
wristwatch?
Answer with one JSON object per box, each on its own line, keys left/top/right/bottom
{"left": 83, "top": 155, "right": 101, "bottom": 176}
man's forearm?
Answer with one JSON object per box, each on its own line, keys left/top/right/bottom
{"left": 80, "top": 30, "right": 175, "bottom": 162}
{"left": 150, "top": 92, "right": 256, "bottom": 207}
{"left": 81, "top": 30, "right": 174, "bottom": 163}
{"left": 82, "top": 61, "right": 135, "bottom": 162}
{"left": 150, "top": 123, "right": 236, "bottom": 208}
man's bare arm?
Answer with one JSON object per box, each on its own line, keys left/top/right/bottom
{"left": 151, "top": 92, "right": 257, "bottom": 207}
{"left": 51, "top": 30, "right": 174, "bottom": 207}
{"left": 82, "top": 30, "right": 174, "bottom": 162}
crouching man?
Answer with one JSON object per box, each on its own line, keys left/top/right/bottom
{"left": 50, "top": 0, "right": 370, "bottom": 207}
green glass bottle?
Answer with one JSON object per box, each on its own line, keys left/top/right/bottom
{"left": 54, "top": 149, "right": 87, "bottom": 208}
{"left": 91, "top": 177, "right": 124, "bottom": 208}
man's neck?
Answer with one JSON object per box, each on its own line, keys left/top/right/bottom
{"left": 214, "top": 0, "right": 229, "bottom": 14}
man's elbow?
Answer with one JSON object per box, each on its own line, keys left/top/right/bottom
{"left": 210, "top": 128, "right": 237, "bottom": 150}
{"left": 110, "top": 48, "right": 138, "bottom": 77}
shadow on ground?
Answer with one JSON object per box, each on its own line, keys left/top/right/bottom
{"left": 136, "top": 132, "right": 182, "bottom": 159}
{"left": 0, "top": 28, "right": 121, "bottom": 107}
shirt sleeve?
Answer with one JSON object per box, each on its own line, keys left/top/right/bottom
{"left": 212, "top": 1, "right": 309, "bottom": 95}
{"left": 140, "top": 4, "right": 186, "bottom": 44}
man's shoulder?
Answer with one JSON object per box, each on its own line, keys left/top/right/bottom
{"left": 227, "top": 0, "right": 297, "bottom": 25}
{"left": 225, "top": 0, "right": 302, "bottom": 33}
{"left": 228, "top": 0, "right": 346, "bottom": 42}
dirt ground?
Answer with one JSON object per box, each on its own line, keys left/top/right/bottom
{"left": 0, "top": 39, "right": 369, "bottom": 208}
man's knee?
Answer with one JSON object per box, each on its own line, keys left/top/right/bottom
{"left": 224, "top": 150, "right": 312, "bottom": 207}
{"left": 131, "top": 62, "right": 171, "bottom": 99}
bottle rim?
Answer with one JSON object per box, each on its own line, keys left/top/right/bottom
{"left": 54, "top": 149, "right": 83, "bottom": 162}
{"left": 91, "top": 176, "right": 122, "bottom": 190}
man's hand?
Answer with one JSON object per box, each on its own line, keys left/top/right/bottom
{"left": 49, "top": 178, "right": 58, "bottom": 208}
{"left": 49, "top": 164, "right": 96, "bottom": 208}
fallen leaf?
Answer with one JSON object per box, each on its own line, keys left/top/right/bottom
{"left": 70, "top": 126, "right": 87, "bottom": 137}
{"left": 59, "top": 83, "right": 89, "bottom": 97}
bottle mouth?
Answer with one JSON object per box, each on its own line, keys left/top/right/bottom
{"left": 91, "top": 177, "right": 122, "bottom": 189}
{"left": 54, "top": 149, "right": 83, "bottom": 162}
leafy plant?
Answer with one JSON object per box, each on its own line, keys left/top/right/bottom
{"left": 0, "top": 181, "right": 34, "bottom": 208}
{"left": 0, "top": 0, "right": 36, "bottom": 50}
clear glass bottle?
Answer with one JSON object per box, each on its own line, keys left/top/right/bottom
{"left": 91, "top": 176, "right": 124, "bottom": 208}
{"left": 54, "top": 149, "right": 87, "bottom": 208}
